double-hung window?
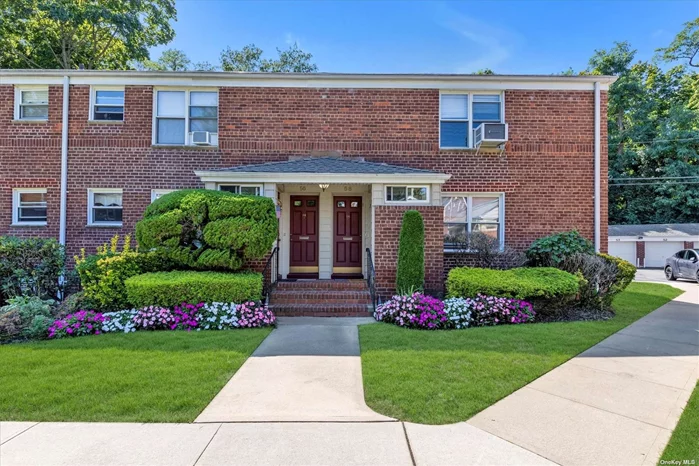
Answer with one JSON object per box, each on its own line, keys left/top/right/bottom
{"left": 12, "top": 189, "right": 47, "bottom": 225}
{"left": 440, "top": 94, "right": 469, "bottom": 148}
{"left": 15, "top": 87, "right": 49, "bottom": 120}
{"left": 91, "top": 88, "right": 124, "bottom": 121}
{"left": 155, "top": 90, "right": 218, "bottom": 145}
{"left": 473, "top": 94, "right": 502, "bottom": 130}
{"left": 218, "top": 184, "right": 262, "bottom": 195}
{"left": 439, "top": 92, "right": 503, "bottom": 149}
{"left": 443, "top": 194, "right": 503, "bottom": 249}
{"left": 385, "top": 186, "right": 429, "bottom": 203}
{"left": 88, "top": 189, "right": 123, "bottom": 226}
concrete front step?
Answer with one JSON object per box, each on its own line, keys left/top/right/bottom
{"left": 269, "top": 303, "right": 373, "bottom": 317}
{"left": 270, "top": 290, "right": 372, "bottom": 305}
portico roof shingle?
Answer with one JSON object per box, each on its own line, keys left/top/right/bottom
{"left": 210, "top": 157, "right": 442, "bottom": 175}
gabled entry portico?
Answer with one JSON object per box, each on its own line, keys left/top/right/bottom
{"left": 196, "top": 156, "right": 450, "bottom": 281}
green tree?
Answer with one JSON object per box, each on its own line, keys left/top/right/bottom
{"left": 657, "top": 18, "right": 699, "bottom": 67}
{"left": 0, "top": 0, "right": 176, "bottom": 70}
{"left": 396, "top": 210, "right": 425, "bottom": 294}
{"left": 588, "top": 35, "right": 699, "bottom": 224}
{"left": 141, "top": 48, "right": 191, "bottom": 71}
{"left": 474, "top": 68, "right": 495, "bottom": 75}
{"left": 220, "top": 43, "right": 318, "bottom": 72}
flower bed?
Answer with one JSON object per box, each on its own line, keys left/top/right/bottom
{"left": 374, "top": 292, "right": 447, "bottom": 329}
{"left": 48, "top": 301, "right": 275, "bottom": 338}
{"left": 374, "top": 293, "right": 535, "bottom": 330}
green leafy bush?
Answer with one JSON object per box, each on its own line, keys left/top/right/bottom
{"left": 125, "top": 271, "right": 263, "bottom": 308}
{"left": 136, "top": 189, "right": 277, "bottom": 271}
{"left": 0, "top": 236, "right": 66, "bottom": 302}
{"left": 396, "top": 210, "right": 425, "bottom": 294}
{"left": 446, "top": 266, "right": 580, "bottom": 315}
{"left": 599, "top": 253, "right": 636, "bottom": 302}
{"left": 0, "top": 296, "right": 56, "bottom": 341}
{"left": 526, "top": 230, "right": 594, "bottom": 266}
{"left": 75, "top": 235, "right": 174, "bottom": 312}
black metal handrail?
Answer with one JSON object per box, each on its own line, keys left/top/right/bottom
{"left": 262, "top": 246, "right": 279, "bottom": 303}
{"left": 366, "top": 248, "right": 378, "bottom": 312}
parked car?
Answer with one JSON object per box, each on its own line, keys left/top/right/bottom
{"left": 665, "top": 249, "right": 699, "bottom": 282}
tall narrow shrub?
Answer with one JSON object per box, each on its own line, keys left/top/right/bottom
{"left": 396, "top": 210, "right": 425, "bottom": 293}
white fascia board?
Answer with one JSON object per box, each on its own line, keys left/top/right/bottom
{"left": 195, "top": 171, "right": 452, "bottom": 185}
{"left": 1, "top": 71, "right": 615, "bottom": 91}
{"left": 608, "top": 236, "right": 642, "bottom": 242}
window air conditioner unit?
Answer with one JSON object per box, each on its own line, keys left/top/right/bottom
{"left": 474, "top": 123, "right": 508, "bottom": 148}
{"left": 191, "top": 131, "right": 212, "bottom": 145}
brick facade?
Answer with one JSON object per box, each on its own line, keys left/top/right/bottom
{"left": 0, "top": 79, "right": 609, "bottom": 294}
{"left": 374, "top": 206, "right": 444, "bottom": 296}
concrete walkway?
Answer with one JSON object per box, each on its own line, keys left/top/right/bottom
{"left": 1, "top": 281, "right": 696, "bottom": 465}
{"left": 195, "top": 317, "right": 392, "bottom": 422}
{"left": 469, "top": 280, "right": 698, "bottom": 466}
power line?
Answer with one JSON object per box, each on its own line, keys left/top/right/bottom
{"left": 610, "top": 181, "right": 699, "bottom": 186}
{"left": 611, "top": 137, "right": 699, "bottom": 145}
{"left": 609, "top": 176, "right": 699, "bottom": 181}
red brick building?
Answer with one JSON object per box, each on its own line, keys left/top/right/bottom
{"left": 0, "top": 71, "right": 613, "bottom": 296}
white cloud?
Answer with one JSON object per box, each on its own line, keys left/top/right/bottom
{"left": 434, "top": 3, "right": 521, "bottom": 73}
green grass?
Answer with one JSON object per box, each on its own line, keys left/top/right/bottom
{"left": 660, "top": 382, "right": 699, "bottom": 464}
{"left": 0, "top": 329, "right": 272, "bottom": 422}
{"left": 359, "top": 282, "right": 683, "bottom": 424}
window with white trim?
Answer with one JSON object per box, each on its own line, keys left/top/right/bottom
{"left": 151, "top": 189, "right": 175, "bottom": 202}
{"left": 91, "top": 88, "right": 124, "bottom": 121}
{"left": 218, "top": 184, "right": 262, "bottom": 195}
{"left": 88, "top": 189, "right": 123, "bottom": 226}
{"left": 439, "top": 92, "right": 503, "bottom": 149}
{"left": 15, "top": 87, "right": 49, "bottom": 120}
{"left": 12, "top": 188, "right": 47, "bottom": 225}
{"left": 443, "top": 194, "right": 503, "bottom": 249}
{"left": 385, "top": 186, "right": 429, "bottom": 203}
{"left": 154, "top": 90, "right": 218, "bottom": 145}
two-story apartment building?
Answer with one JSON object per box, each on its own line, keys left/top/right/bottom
{"left": 0, "top": 70, "right": 613, "bottom": 296}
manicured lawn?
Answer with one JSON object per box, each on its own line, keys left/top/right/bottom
{"left": 660, "top": 382, "right": 699, "bottom": 464}
{"left": 0, "top": 329, "right": 271, "bottom": 422}
{"left": 359, "top": 282, "right": 683, "bottom": 424}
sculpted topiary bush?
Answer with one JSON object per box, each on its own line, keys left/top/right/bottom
{"left": 136, "top": 190, "right": 277, "bottom": 271}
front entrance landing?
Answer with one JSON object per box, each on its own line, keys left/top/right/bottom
{"left": 194, "top": 317, "right": 391, "bottom": 423}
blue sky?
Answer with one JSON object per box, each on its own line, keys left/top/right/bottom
{"left": 152, "top": 0, "right": 698, "bottom": 74}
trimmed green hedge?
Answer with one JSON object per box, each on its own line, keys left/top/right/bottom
{"left": 125, "top": 271, "right": 263, "bottom": 308}
{"left": 446, "top": 267, "right": 580, "bottom": 312}
{"left": 396, "top": 210, "right": 425, "bottom": 293}
{"left": 136, "top": 189, "right": 277, "bottom": 272}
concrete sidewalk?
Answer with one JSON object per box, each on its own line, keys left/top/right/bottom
{"left": 469, "top": 280, "right": 698, "bottom": 466}
{"left": 195, "top": 317, "right": 392, "bottom": 422}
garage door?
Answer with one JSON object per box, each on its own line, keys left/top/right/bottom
{"left": 609, "top": 241, "right": 636, "bottom": 266}
{"left": 644, "top": 241, "right": 685, "bottom": 268}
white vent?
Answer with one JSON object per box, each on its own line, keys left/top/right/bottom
{"left": 474, "top": 123, "right": 508, "bottom": 148}
{"left": 191, "top": 131, "right": 211, "bottom": 145}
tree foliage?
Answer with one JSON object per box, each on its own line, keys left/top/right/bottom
{"left": 220, "top": 43, "right": 318, "bottom": 72}
{"left": 658, "top": 18, "right": 699, "bottom": 67}
{"left": 141, "top": 48, "right": 190, "bottom": 71}
{"left": 396, "top": 210, "right": 425, "bottom": 294}
{"left": 584, "top": 32, "right": 699, "bottom": 224}
{"left": 0, "top": 0, "right": 177, "bottom": 70}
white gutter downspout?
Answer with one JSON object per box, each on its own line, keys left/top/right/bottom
{"left": 59, "top": 76, "right": 69, "bottom": 247}
{"left": 594, "top": 81, "right": 601, "bottom": 253}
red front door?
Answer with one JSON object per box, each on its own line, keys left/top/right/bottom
{"left": 333, "top": 197, "right": 362, "bottom": 277}
{"left": 289, "top": 196, "right": 319, "bottom": 277}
